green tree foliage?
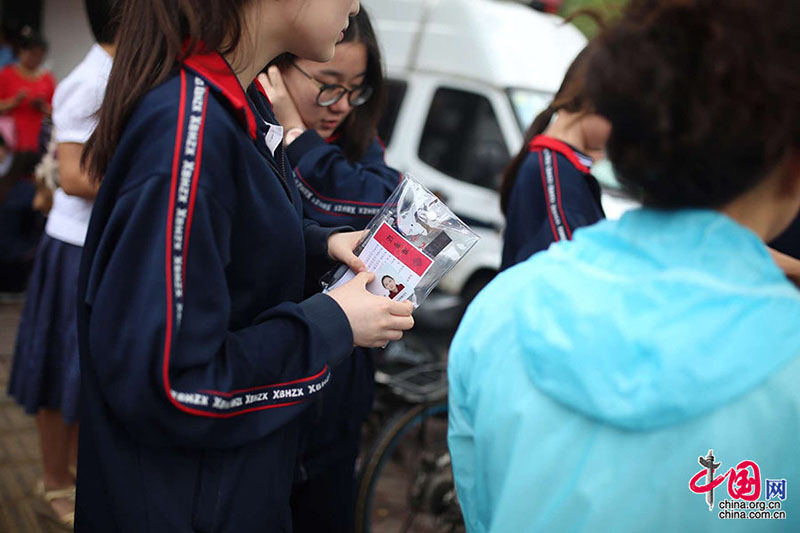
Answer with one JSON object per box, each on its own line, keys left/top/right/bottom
{"left": 559, "top": 0, "right": 628, "bottom": 36}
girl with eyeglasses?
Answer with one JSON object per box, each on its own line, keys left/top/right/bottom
{"left": 258, "top": 9, "right": 400, "bottom": 532}
{"left": 76, "top": 0, "right": 416, "bottom": 530}
{"left": 260, "top": 7, "right": 400, "bottom": 229}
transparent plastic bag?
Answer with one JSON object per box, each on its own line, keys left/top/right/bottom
{"left": 321, "top": 174, "right": 480, "bottom": 308}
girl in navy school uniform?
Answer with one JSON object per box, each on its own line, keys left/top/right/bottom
{"left": 261, "top": 8, "right": 400, "bottom": 228}
{"left": 258, "top": 9, "right": 400, "bottom": 531}
{"left": 76, "top": 0, "right": 414, "bottom": 531}
{"left": 499, "top": 45, "right": 611, "bottom": 271}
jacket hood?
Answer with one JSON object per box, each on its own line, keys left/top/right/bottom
{"left": 501, "top": 209, "right": 800, "bottom": 430}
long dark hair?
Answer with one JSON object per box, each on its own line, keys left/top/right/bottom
{"left": 498, "top": 9, "right": 605, "bottom": 215}
{"left": 270, "top": 7, "right": 385, "bottom": 161}
{"left": 499, "top": 45, "right": 594, "bottom": 215}
{"left": 84, "top": 0, "right": 254, "bottom": 182}
{"left": 85, "top": 0, "right": 123, "bottom": 45}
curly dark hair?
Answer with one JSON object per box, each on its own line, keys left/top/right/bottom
{"left": 587, "top": 0, "right": 800, "bottom": 208}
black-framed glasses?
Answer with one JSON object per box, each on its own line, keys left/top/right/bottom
{"left": 291, "top": 62, "right": 373, "bottom": 107}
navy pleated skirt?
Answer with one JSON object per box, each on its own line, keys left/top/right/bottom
{"left": 8, "top": 234, "right": 82, "bottom": 423}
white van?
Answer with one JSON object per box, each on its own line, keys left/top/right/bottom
{"left": 369, "top": 0, "right": 635, "bottom": 321}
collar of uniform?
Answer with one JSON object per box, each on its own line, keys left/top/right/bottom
{"left": 529, "top": 135, "right": 593, "bottom": 174}
{"left": 325, "top": 132, "right": 342, "bottom": 144}
{"left": 182, "top": 48, "right": 262, "bottom": 140}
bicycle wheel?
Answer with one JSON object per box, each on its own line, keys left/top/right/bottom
{"left": 355, "top": 402, "right": 463, "bottom": 533}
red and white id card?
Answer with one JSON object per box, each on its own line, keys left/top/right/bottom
{"left": 325, "top": 222, "right": 433, "bottom": 301}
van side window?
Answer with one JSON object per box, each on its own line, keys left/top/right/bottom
{"left": 418, "top": 88, "right": 509, "bottom": 190}
{"left": 377, "top": 79, "right": 408, "bottom": 147}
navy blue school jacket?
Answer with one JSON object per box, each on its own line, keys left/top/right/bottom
{"left": 285, "top": 130, "right": 400, "bottom": 478}
{"left": 287, "top": 130, "right": 401, "bottom": 228}
{"left": 0, "top": 177, "right": 38, "bottom": 263}
{"left": 501, "top": 135, "right": 605, "bottom": 271}
{"left": 75, "top": 50, "right": 354, "bottom": 532}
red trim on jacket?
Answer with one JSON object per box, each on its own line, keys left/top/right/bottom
{"left": 163, "top": 71, "right": 188, "bottom": 415}
{"left": 182, "top": 89, "right": 209, "bottom": 287}
{"left": 161, "top": 71, "right": 326, "bottom": 418}
{"left": 537, "top": 151, "right": 560, "bottom": 241}
{"left": 253, "top": 76, "right": 270, "bottom": 103}
{"left": 551, "top": 154, "right": 573, "bottom": 239}
{"left": 199, "top": 365, "right": 330, "bottom": 398}
{"left": 295, "top": 167, "right": 385, "bottom": 207}
{"left": 529, "top": 135, "right": 592, "bottom": 174}
{"left": 183, "top": 49, "right": 258, "bottom": 140}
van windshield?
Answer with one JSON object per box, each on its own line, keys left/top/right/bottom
{"left": 507, "top": 88, "right": 552, "bottom": 133}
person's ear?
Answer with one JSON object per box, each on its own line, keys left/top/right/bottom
{"left": 773, "top": 149, "right": 800, "bottom": 204}
{"left": 772, "top": 150, "right": 800, "bottom": 237}
{"left": 784, "top": 150, "right": 800, "bottom": 197}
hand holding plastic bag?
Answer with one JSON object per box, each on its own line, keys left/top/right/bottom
{"left": 322, "top": 175, "right": 480, "bottom": 308}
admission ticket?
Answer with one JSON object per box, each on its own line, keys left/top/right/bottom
{"left": 325, "top": 222, "right": 433, "bottom": 301}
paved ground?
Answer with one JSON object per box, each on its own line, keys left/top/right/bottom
{"left": 0, "top": 300, "right": 65, "bottom": 532}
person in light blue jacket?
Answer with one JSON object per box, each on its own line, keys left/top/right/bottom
{"left": 448, "top": 1, "right": 800, "bottom": 531}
